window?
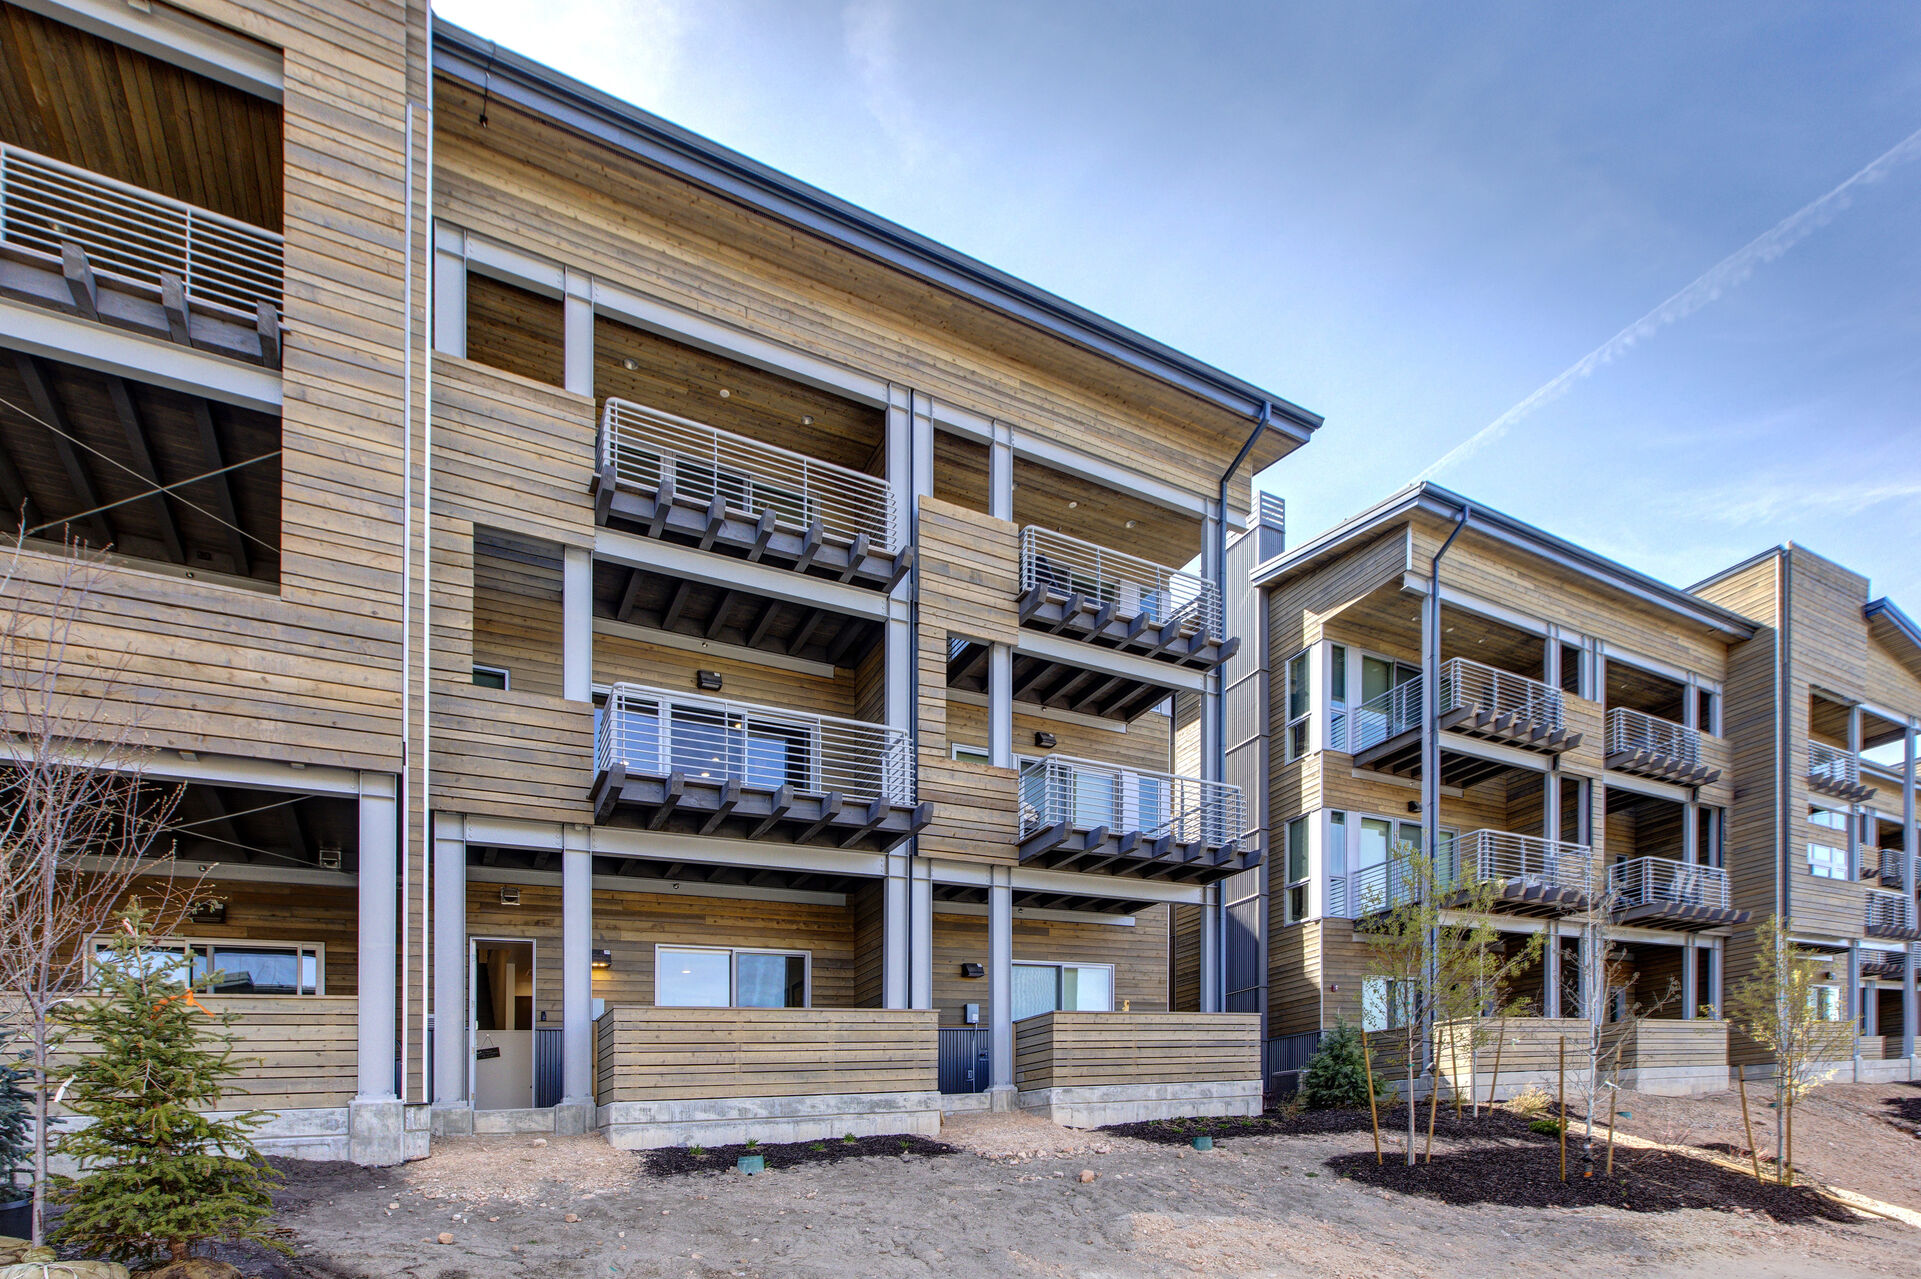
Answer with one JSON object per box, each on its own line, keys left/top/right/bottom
{"left": 1328, "top": 643, "right": 1348, "bottom": 751}
{"left": 1806, "top": 843, "right": 1848, "bottom": 880}
{"left": 1808, "top": 805, "right": 1848, "bottom": 835}
{"left": 1559, "top": 642, "right": 1582, "bottom": 696}
{"left": 1362, "top": 977, "right": 1413, "bottom": 1032}
{"left": 1695, "top": 687, "right": 1718, "bottom": 734}
{"left": 1357, "top": 654, "right": 1419, "bottom": 747}
{"left": 89, "top": 937, "right": 323, "bottom": 995}
{"left": 1283, "top": 816, "right": 1310, "bottom": 923}
{"left": 1284, "top": 650, "right": 1310, "bottom": 761}
{"left": 951, "top": 743, "right": 991, "bottom": 765}
{"left": 1011, "top": 962, "right": 1114, "bottom": 1019}
{"left": 655, "top": 946, "right": 809, "bottom": 1008}
{"left": 1809, "top": 985, "right": 1843, "bottom": 1022}
{"left": 472, "top": 665, "right": 510, "bottom": 690}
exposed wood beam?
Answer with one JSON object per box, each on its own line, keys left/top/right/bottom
{"left": 746, "top": 598, "right": 783, "bottom": 648}
{"left": 279, "top": 796, "right": 313, "bottom": 863}
{"left": 102, "top": 376, "right": 185, "bottom": 562}
{"left": 749, "top": 784, "right": 795, "bottom": 838}
{"left": 823, "top": 616, "right": 867, "bottom": 668}
{"left": 160, "top": 273, "right": 191, "bottom": 345}
{"left": 660, "top": 579, "right": 693, "bottom": 631}
{"left": 188, "top": 399, "right": 251, "bottom": 576}
{"left": 614, "top": 567, "right": 644, "bottom": 622}
{"left": 61, "top": 243, "right": 98, "bottom": 319}
{"left": 1012, "top": 659, "right": 1054, "bottom": 699}
{"left": 13, "top": 352, "right": 113, "bottom": 547}
{"left": 0, "top": 438, "right": 39, "bottom": 533}
{"left": 705, "top": 590, "right": 739, "bottom": 640}
{"left": 1043, "top": 668, "right": 1099, "bottom": 709}
{"left": 788, "top": 608, "right": 826, "bottom": 656}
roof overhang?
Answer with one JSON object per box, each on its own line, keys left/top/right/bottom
{"left": 430, "top": 21, "right": 1320, "bottom": 445}
{"left": 1253, "top": 482, "right": 1758, "bottom": 641}
{"left": 1866, "top": 597, "right": 1921, "bottom": 686}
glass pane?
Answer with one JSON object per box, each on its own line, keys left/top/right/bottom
{"left": 1361, "top": 656, "right": 1393, "bottom": 703}
{"left": 302, "top": 952, "right": 320, "bottom": 994}
{"left": 1071, "top": 770, "right": 1116, "bottom": 828}
{"left": 203, "top": 947, "right": 306, "bottom": 995}
{"left": 95, "top": 942, "right": 190, "bottom": 987}
{"left": 1326, "top": 812, "right": 1347, "bottom": 875}
{"left": 1358, "top": 818, "right": 1391, "bottom": 869}
{"left": 1329, "top": 645, "right": 1346, "bottom": 703}
{"left": 669, "top": 708, "right": 732, "bottom": 780}
{"left": 1288, "top": 653, "right": 1309, "bottom": 719}
{"left": 1062, "top": 965, "right": 1112, "bottom": 1012}
{"left": 1012, "top": 964, "right": 1058, "bottom": 1020}
{"left": 1285, "top": 816, "right": 1308, "bottom": 884}
{"left": 657, "top": 949, "right": 731, "bottom": 1007}
{"left": 736, "top": 953, "right": 806, "bottom": 1008}
{"left": 1362, "top": 977, "right": 1388, "bottom": 1032}
{"left": 745, "top": 728, "right": 806, "bottom": 789}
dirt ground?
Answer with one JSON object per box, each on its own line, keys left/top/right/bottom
{"left": 184, "top": 1100, "right": 1921, "bottom": 1279}
{"left": 1607, "top": 1079, "right": 1921, "bottom": 1211}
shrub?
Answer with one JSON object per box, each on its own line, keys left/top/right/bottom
{"left": 1299, "top": 1020, "right": 1385, "bottom": 1111}
{"left": 1529, "top": 1118, "right": 1565, "bottom": 1138}
{"left": 1506, "top": 1085, "right": 1552, "bottom": 1117}
{"left": 0, "top": 1061, "right": 30, "bottom": 1202}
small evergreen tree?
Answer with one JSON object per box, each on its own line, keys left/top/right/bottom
{"left": 50, "top": 908, "right": 285, "bottom": 1265}
{"left": 1298, "top": 1019, "right": 1381, "bottom": 1110}
{"left": 0, "top": 1059, "right": 30, "bottom": 1202}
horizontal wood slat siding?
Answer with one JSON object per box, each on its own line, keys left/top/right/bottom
{"left": 1012, "top": 1011, "right": 1259, "bottom": 1090}
{"left": 930, "top": 908, "right": 1169, "bottom": 1027}
{"left": 595, "top": 1007, "right": 937, "bottom": 1104}
{"left": 1435, "top": 1018, "right": 1590, "bottom": 1085}
{"left": 432, "top": 357, "right": 596, "bottom": 547}
{"left": 1600, "top": 1018, "right": 1728, "bottom": 1069}
{"left": 7, "top": 995, "right": 356, "bottom": 1111}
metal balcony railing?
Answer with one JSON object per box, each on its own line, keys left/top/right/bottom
{"left": 1019, "top": 526, "right": 1220, "bottom": 637}
{"left": 1609, "top": 856, "right": 1730, "bottom": 910}
{"left": 1017, "top": 754, "right": 1243, "bottom": 848}
{"left": 1347, "top": 657, "right": 1564, "bottom": 754}
{"left": 1606, "top": 707, "right": 1704, "bottom": 767}
{"left": 596, "top": 683, "right": 913, "bottom": 804}
{"left": 599, "top": 399, "right": 900, "bottom": 553}
{"left": 0, "top": 142, "right": 283, "bottom": 318}
{"left": 1866, "top": 890, "right": 1916, "bottom": 936}
{"left": 1333, "top": 828, "right": 1594, "bottom": 917}
{"left": 1807, "top": 740, "right": 1861, "bottom": 789}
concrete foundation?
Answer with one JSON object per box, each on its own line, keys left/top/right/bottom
{"left": 349, "top": 1098, "right": 408, "bottom": 1166}
{"left": 597, "top": 1090, "right": 944, "bottom": 1150}
{"left": 472, "top": 1106, "right": 564, "bottom": 1135}
{"left": 1015, "top": 1079, "right": 1261, "bottom": 1128}
{"left": 1615, "top": 1065, "right": 1727, "bottom": 1097}
{"left": 430, "top": 1102, "right": 476, "bottom": 1136}
{"left": 938, "top": 1092, "right": 994, "bottom": 1116}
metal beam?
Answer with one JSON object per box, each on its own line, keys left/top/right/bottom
{"left": 593, "top": 524, "right": 887, "bottom": 621}
{"left": 1015, "top": 629, "right": 1207, "bottom": 694}
{"left": 0, "top": 297, "right": 282, "bottom": 412}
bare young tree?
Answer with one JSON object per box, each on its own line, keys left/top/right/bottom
{"left": 0, "top": 530, "right": 191, "bottom": 1244}
{"left": 1725, "top": 916, "right": 1858, "bottom": 1183}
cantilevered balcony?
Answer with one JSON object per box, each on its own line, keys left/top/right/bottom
{"left": 1350, "top": 658, "right": 1582, "bottom": 786}
{"left": 1017, "top": 527, "right": 1232, "bottom": 670}
{"left": 592, "top": 399, "right": 908, "bottom": 590}
{"left": 1609, "top": 857, "right": 1745, "bottom": 929}
{"left": 590, "top": 684, "right": 927, "bottom": 851}
{"left": 1605, "top": 708, "right": 1720, "bottom": 787}
{"left": 0, "top": 143, "right": 283, "bottom": 365}
{"left": 1335, "top": 829, "right": 1594, "bottom": 918}
{"left": 1865, "top": 890, "right": 1920, "bottom": 942}
{"left": 1807, "top": 740, "right": 1876, "bottom": 806}
{"left": 1015, "top": 755, "right": 1254, "bottom": 883}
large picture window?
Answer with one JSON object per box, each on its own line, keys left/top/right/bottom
{"left": 655, "top": 946, "right": 809, "bottom": 1008}
{"left": 89, "top": 937, "right": 324, "bottom": 996}
{"left": 1011, "top": 962, "right": 1114, "bottom": 1020}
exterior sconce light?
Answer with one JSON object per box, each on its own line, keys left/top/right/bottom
{"left": 499, "top": 886, "right": 521, "bottom": 906}
{"left": 960, "top": 962, "right": 985, "bottom": 979}
{"left": 1033, "top": 732, "right": 1057, "bottom": 749}
{"left": 696, "top": 670, "right": 723, "bottom": 692}
{"left": 592, "top": 949, "right": 613, "bottom": 970}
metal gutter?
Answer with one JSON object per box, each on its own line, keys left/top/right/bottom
{"left": 1865, "top": 596, "right": 1921, "bottom": 656}
{"left": 1253, "top": 481, "right": 1758, "bottom": 640}
{"left": 430, "top": 20, "right": 1320, "bottom": 439}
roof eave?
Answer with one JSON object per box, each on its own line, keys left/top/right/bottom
{"left": 431, "top": 21, "right": 1321, "bottom": 439}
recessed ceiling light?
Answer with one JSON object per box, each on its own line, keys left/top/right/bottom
{"left": 718, "top": 388, "right": 731, "bottom": 398}
{"left": 1125, "top": 519, "right": 1137, "bottom": 529}
{"left": 1067, "top": 500, "right": 1078, "bottom": 509}
{"left": 801, "top": 414, "right": 814, "bottom": 426}
{"left": 621, "top": 357, "right": 639, "bottom": 370}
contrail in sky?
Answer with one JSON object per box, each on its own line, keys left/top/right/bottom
{"left": 1413, "top": 122, "right": 1921, "bottom": 483}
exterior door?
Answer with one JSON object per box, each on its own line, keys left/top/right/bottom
{"left": 471, "top": 938, "right": 536, "bottom": 1111}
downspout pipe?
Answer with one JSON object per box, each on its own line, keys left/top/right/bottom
{"left": 1422, "top": 501, "right": 1471, "bottom": 1065}
{"left": 1212, "top": 401, "right": 1273, "bottom": 1012}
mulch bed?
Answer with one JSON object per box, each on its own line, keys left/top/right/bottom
{"left": 1103, "top": 1105, "right": 1536, "bottom": 1145}
{"left": 642, "top": 1132, "right": 956, "bottom": 1177}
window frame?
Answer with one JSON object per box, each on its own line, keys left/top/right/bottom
{"left": 1010, "top": 961, "right": 1116, "bottom": 1020}
{"left": 1283, "top": 649, "right": 1311, "bottom": 762}
{"left": 88, "top": 935, "right": 327, "bottom": 996}
{"left": 653, "top": 944, "right": 812, "bottom": 1009}
{"left": 472, "top": 664, "right": 510, "bottom": 691}
{"left": 1805, "top": 841, "right": 1849, "bottom": 880}
{"left": 950, "top": 742, "right": 991, "bottom": 766}
{"left": 1283, "top": 815, "right": 1311, "bottom": 924}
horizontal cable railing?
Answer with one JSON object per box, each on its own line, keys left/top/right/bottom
{"left": 1866, "top": 890, "right": 1916, "bottom": 934}
{"left": 1606, "top": 706, "right": 1703, "bottom": 766}
{"left": 1807, "top": 740, "right": 1860, "bottom": 788}
{"left": 600, "top": 398, "right": 899, "bottom": 553}
{"left": 1346, "top": 657, "right": 1565, "bottom": 755}
{"left": 0, "top": 142, "right": 283, "bottom": 318}
{"left": 1019, "top": 526, "right": 1220, "bottom": 637}
{"left": 1017, "top": 754, "right": 1243, "bottom": 848}
{"left": 1609, "top": 856, "right": 1730, "bottom": 910}
{"left": 596, "top": 682, "right": 913, "bottom": 804}
{"left": 1334, "top": 828, "right": 1595, "bottom": 917}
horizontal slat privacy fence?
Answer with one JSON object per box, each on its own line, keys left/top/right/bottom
{"left": 595, "top": 1006, "right": 938, "bottom": 1104}
{"left": 3, "top": 996, "right": 356, "bottom": 1112}
{"left": 1599, "top": 1018, "right": 1728, "bottom": 1070}
{"left": 1012, "top": 1011, "right": 1260, "bottom": 1091}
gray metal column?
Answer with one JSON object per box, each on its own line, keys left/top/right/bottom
{"left": 563, "top": 269, "right": 593, "bottom": 397}
{"left": 883, "top": 851, "right": 910, "bottom": 1009}
{"left": 1199, "top": 882, "right": 1221, "bottom": 1013}
{"left": 910, "top": 860, "right": 933, "bottom": 1010}
{"left": 988, "top": 643, "right": 1013, "bottom": 769}
{"left": 562, "top": 545, "right": 593, "bottom": 703}
{"left": 560, "top": 829, "right": 594, "bottom": 1127}
{"left": 351, "top": 772, "right": 403, "bottom": 1165}
{"left": 1905, "top": 719, "right": 1917, "bottom": 1062}
{"left": 431, "top": 813, "right": 470, "bottom": 1119}
{"left": 988, "top": 867, "right": 1016, "bottom": 1104}
{"left": 1543, "top": 925, "right": 1561, "bottom": 1018}
{"left": 1681, "top": 935, "right": 1697, "bottom": 1021}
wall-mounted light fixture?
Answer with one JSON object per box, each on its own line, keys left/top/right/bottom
{"left": 592, "top": 949, "right": 613, "bottom": 970}
{"left": 960, "top": 962, "right": 985, "bottom": 979}
{"left": 696, "top": 670, "right": 723, "bottom": 692}
{"left": 1033, "top": 732, "right": 1057, "bottom": 749}
{"left": 499, "top": 886, "right": 521, "bottom": 906}
{"left": 1406, "top": 800, "right": 1421, "bottom": 814}
{"left": 317, "top": 845, "right": 342, "bottom": 871}
{"left": 187, "top": 899, "right": 226, "bottom": 925}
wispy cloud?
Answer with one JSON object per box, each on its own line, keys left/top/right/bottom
{"left": 842, "top": 0, "right": 934, "bottom": 167}
{"left": 1413, "top": 121, "right": 1921, "bottom": 483}
{"left": 435, "top": 0, "right": 690, "bottom": 109}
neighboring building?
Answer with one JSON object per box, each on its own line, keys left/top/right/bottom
{"left": 0, "top": 2, "right": 1316, "bottom": 1162}
{"left": 1692, "top": 548, "right": 1921, "bottom": 1080}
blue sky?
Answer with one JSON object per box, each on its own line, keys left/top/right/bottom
{"left": 434, "top": 0, "right": 1921, "bottom": 606}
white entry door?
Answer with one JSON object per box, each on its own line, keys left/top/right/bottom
{"left": 471, "top": 938, "right": 535, "bottom": 1111}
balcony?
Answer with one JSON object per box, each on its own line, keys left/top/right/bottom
{"left": 590, "top": 683, "right": 927, "bottom": 851}
{"left": 1609, "top": 856, "right": 1746, "bottom": 929}
{"left": 592, "top": 398, "right": 908, "bottom": 591}
{"left": 1807, "top": 740, "right": 1876, "bottom": 805}
{"left": 1865, "top": 890, "right": 1920, "bottom": 942}
{"left": 1349, "top": 658, "right": 1582, "bottom": 786}
{"left": 1016, "top": 527, "right": 1232, "bottom": 670}
{"left": 0, "top": 143, "right": 283, "bottom": 364}
{"left": 1015, "top": 755, "right": 1254, "bottom": 883}
{"left": 1332, "top": 828, "right": 1594, "bottom": 918}
{"left": 1605, "top": 708, "right": 1720, "bottom": 787}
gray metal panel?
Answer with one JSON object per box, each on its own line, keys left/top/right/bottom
{"left": 937, "top": 1028, "right": 992, "bottom": 1094}
{"left": 535, "top": 1028, "right": 563, "bottom": 1108}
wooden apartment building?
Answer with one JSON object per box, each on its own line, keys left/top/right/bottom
{"left": 1212, "top": 485, "right": 1920, "bottom": 1095}
{"left": 0, "top": 1, "right": 1315, "bottom": 1162}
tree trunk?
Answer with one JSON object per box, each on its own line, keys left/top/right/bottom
{"left": 1405, "top": 1034, "right": 1416, "bottom": 1168}
{"left": 30, "top": 1014, "right": 47, "bottom": 1248}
